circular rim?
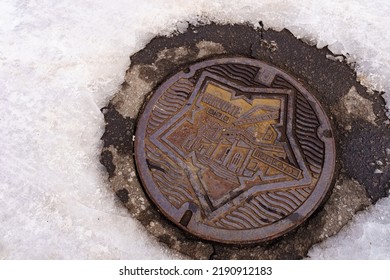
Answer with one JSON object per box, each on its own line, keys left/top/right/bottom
{"left": 135, "top": 57, "right": 336, "bottom": 244}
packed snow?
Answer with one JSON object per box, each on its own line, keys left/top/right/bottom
{"left": 0, "top": 0, "right": 389, "bottom": 259}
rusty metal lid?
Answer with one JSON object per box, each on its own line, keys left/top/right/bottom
{"left": 134, "top": 57, "right": 336, "bottom": 244}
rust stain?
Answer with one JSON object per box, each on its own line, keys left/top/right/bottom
{"left": 134, "top": 57, "right": 336, "bottom": 244}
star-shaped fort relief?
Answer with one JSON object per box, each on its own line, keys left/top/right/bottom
{"left": 150, "top": 72, "right": 312, "bottom": 220}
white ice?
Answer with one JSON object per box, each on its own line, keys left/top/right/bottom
{"left": 0, "top": 0, "right": 389, "bottom": 259}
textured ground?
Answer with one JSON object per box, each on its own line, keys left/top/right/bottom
{"left": 101, "top": 24, "right": 387, "bottom": 259}
{"left": 0, "top": 0, "right": 389, "bottom": 259}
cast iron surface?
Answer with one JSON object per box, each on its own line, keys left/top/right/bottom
{"left": 134, "top": 57, "right": 336, "bottom": 244}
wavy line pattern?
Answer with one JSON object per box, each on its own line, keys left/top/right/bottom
{"left": 143, "top": 68, "right": 323, "bottom": 230}
{"left": 272, "top": 76, "right": 325, "bottom": 176}
{"left": 146, "top": 78, "right": 193, "bottom": 134}
{"left": 211, "top": 187, "right": 312, "bottom": 229}
{"left": 145, "top": 144, "right": 195, "bottom": 208}
{"left": 206, "top": 64, "right": 263, "bottom": 87}
{"left": 295, "top": 94, "right": 324, "bottom": 175}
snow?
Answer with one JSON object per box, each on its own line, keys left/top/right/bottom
{"left": 308, "top": 197, "right": 390, "bottom": 259}
{"left": 0, "top": 0, "right": 389, "bottom": 259}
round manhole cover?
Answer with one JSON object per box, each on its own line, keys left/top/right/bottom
{"left": 134, "top": 57, "right": 336, "bottom": 244}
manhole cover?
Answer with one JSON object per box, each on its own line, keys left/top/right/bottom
{"left": 134, "top": 57, "right": 336, "bottom": 244}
